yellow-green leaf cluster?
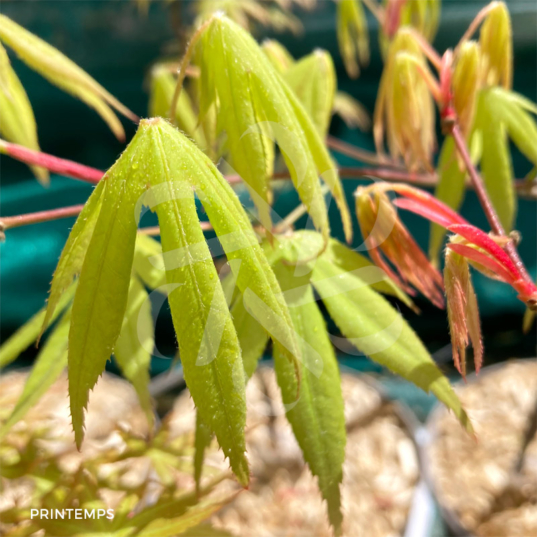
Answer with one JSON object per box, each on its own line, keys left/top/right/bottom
{"left": 336, "top": 0, "right": 369, "bottom": 79}
{"left": 479, "top": 1, "right": 512, "bottom": 89}
{"left": 262, "top": 40, "right": 370, "bottom": 133}
{"left": 194, "top": 0, "right": 302, "bottom": 34}
{"left": 148, "top": 64, "right": 206, "bottom": 149}
{"left": 195, "top": 15, "right": 352, "bottom": 243}
{"left": 452, "top": 41, "right": 481, "bottom": 140}
{"left": 374, "top": 29, "right": 435, "bottom": 171}
{"left": 227, "top": 230, "right": 470, "bottom": 533}
{"left": 0, "top": 14, "right": 136, "bottom": 141}
{"left": 283, "top": 49, "right": 336, "bottom": 138}
{"left": 40, "top": 118, "right": 301, "bottom": 488}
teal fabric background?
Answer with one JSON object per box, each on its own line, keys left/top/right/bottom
{"left": 1, "top": 0, "right": 535, "bottom": 364}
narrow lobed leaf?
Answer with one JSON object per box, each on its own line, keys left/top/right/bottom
{"left": 0, "top": 14, "right": 136, "bottom": 140}
{"left": 429, "top": 137, "right": 467, "bottom": 266}
{"left": 197, "top": 15, "right": 351, "bottom": 243}
{"left": 272, "top": 262, "right": 346, "bottom": 535}
{"left": 114, "top": 275, "right": 155, "bottom": 430}
{"left": 310, "top": 257, "right": 473, "bottom": 433}
{"left": 336, "top": 0, "right": 369, "bottom": 79}
{"left": 67, "top": 127, "right": 148, "bottom": 448}
{"left": 41, "top": 180, "right": 106, "bottom": 337}
{"left": 144, "top": 118, "right": 249, "bottom": 484}
{"left": 0, "top": 42, "right": 47, "bottom": 183}
{"left": 284, "top": 50, "right": 336, "bottom": 138}
{"left": 476, "top": 90, "right": 516, "bottom": 231}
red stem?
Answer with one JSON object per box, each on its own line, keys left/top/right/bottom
{"left": 2, "top": 139, "right": 535, "bottom": 195}
{"left": 450, "top": 124, "right": 533, "bottom": 285}
{"left": 0, "top": 140, "right": 103, "bottom": 184}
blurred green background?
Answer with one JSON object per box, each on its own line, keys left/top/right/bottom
{"left": 1, "top": 0, "right": 536, "bottom": 375}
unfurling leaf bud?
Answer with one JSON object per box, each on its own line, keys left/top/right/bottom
{"left": 452, "top": 41, "right": 481, "bottom": 139}
{"left": 444, "top": 248, "right": 483, "bottom": 379}
{"left": 337, "top": 0, "right": 369, "bottom": 79}
{"left": 355, "top": 183, "right": 444, "bottom": 308}
{"left": 479, "top": 1, "right": 512, "bottom": 89}
{"left": 374, "top": 29, "right": 436, "bottom": 171}
{"left": 261, "top": 39, "right": 295, "bottom": 74}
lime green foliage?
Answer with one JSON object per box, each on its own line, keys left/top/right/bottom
{"left": 231, "top": 290, "right": 270, "bottom": 379}
{"left": 475, "top": 90, "right": 516, "bottom": 231}
{"left": 0, "top": 308, "right": 71, "bottom": 440}
{"left": 0, "top": 43, "right": 47, "bottom": 183}
{"left": 486, "top": 88, "right": 537, "bottom": 168}
{"left": 395, "top": 0, "right": 440, "bottom": 42}
{"left": 479, "top": 1, "right": 512, "bottom": 89}
{"left": 273, "top": 263, "right": 346, "bottom": 535}
{"left": 0, "top": 14, "right": 136, "bottom": 141}
{"left": 429, "top": 137, "right": 467, "bottom": 265}
{"left": 68, "top": 128, "right": 148, "bottom": 450}
{"left": 41, "top": 181, "right": 106, "bottom": 336}
{"left": 452, "top": 41, "right": 480, "bottom": 139}
{"left": 332, "top": 91, "right": 371, "bottom": 131}
{"left": 149, "top": 64, "right": 206, "bottom": 149}
{"left": 133, "top": 234, "right": 168, "bottom": 290}
{"left": 266, "top": 232, "right": 470, "bottom": 435}
{"left": 337, "top": 0, "right": 369, "bottom": 79}
{"left": 114, "top": 276, "right": 155, "bottom": 429}
{"left": 147, "top": 126, "right": 248, "bottom": 485}
{"left": 283, "top": 50, "right": 336, "bottom": 138}
{"left": 262, "top": 40, "right": 370, "bottom": 132}
{"left": 196, "top": 15, "right": 351, "bottom": 242}
{"left": 310, "top": 250, "right": 472, "bottom": 433}
{"left": 212, "top": 230, "right": 468, "bottom": 532}
{"left": 374, "top": 29, "right": 435, "bottom": 171}
{"left": 261, "top": 39, "right": 295, "bottom": 73}
{"left": 45, "top": 118, "right": 301, "bottom": 486}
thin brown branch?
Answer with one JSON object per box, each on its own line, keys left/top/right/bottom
{"left": 326, "top": 136, "right": 402, "bottom": 168}
{"left": 169, "top": 17, "right": 213, "bottom": 121}
{"left": 0, "top": 205, "right": 85, "bottom": 230}
{"left": 138, "top": 221, "right": 213, "bottom": 236}
{"left": 0, "top": 207, "right": 214, "bottom": 234}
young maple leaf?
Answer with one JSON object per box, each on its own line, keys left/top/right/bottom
{"left": 355, "top": 184, "right": 445, "bottom": 308}
{"left": 0, "top": 14, "right": 137, "bottom": 141}
{"left": 373, "top": 29, "right": 436, "bottom": 171}
{"left": 444, "top": 248, "right": 483, "bottom": 379}
{"left": 41, "top": 118, "right": 303, "bottom": 488}
{"left": 363, "top": 182, "right": 537, "bottom": 377}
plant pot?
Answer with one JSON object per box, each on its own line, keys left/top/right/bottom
{"left": 166, "top": 367, "right": 425, "bottom": 537}
{"left": 423, "top": 360, "right": 537, "bottom": 537}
